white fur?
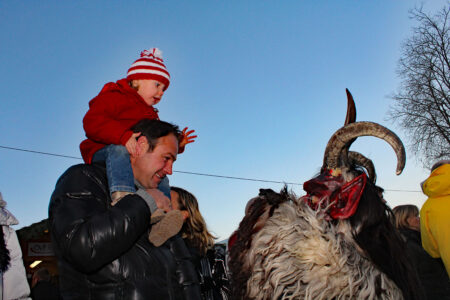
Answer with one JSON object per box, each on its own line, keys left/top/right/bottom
{"left": 244, "top": 199, "right": 403, "bottom": 300}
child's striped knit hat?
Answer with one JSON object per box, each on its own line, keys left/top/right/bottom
{"left": 127, "top": 48, "right": 170, "bottom": 90}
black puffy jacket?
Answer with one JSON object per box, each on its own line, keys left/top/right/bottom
{"left": 49, "top": 163, "right": 201, "bottom": 300}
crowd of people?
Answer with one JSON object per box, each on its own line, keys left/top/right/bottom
{"left": 1, "top": 48, "right": 448, "bottom": 299}
{"left": 392, "top": 204, "right": 449, "bottom": 299}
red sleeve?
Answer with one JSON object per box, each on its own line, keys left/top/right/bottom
{"left": 83, "top": 92, "right": 133, "bottom": 145}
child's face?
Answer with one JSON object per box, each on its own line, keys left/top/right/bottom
{"left": 135, "top": 79, "right": 166, "bottom": 106}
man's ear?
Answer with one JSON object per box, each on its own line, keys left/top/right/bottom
{"left": 135, "top": 135, "right": 149, "bottom": 156}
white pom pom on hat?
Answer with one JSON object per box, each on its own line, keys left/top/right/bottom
{"left": 127, "top": 48, "right": 170, "bottom": 90}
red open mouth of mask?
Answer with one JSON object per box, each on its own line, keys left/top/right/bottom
{"left": 301, "top": 170, "right": 367, "bottom": 219}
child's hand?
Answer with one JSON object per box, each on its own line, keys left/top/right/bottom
{"left": 179, "top": 127, "right": 197, "bottom": 148}
{"left": 125, "top": 132, "right": 141, "bottom": 157}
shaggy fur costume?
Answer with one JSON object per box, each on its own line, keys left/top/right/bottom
{"left": 244, "top": 198, "right": 403, "bottom": 300}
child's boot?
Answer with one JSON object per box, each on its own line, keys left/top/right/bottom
{"left": 111, "top": 191, "right": 133, "bottom": 206}
{"left": 150, "top": 208, "right": 166, "bottom": 224}
{"left": 148, "top": 210, "right": 184, "bottom": 247}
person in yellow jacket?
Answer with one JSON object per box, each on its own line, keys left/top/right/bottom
{"left": 420, "top": 160, "right": 450, "bottom": 277}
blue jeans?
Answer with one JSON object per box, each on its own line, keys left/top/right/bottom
{"left": 93, "top": 145, "right": 171, "bottom": 198}
{"left": 93, "top": 145, "right": 135, "bottom": 194}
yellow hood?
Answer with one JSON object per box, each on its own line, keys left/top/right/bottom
{"left": 422, "top": 164, "right": 450, "bottom": 198}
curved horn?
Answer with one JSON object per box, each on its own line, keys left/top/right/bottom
{"left": 323, "top": 122, "right": 406, "bottom": 175}
{"left": 344, "top": 89, "right": 356, "bottom": 125}
{"left": 348, "top": 151, "right": 377, "bottom": 183}
{"left": 340, "top": 89, "right": 358, "bottom": 168}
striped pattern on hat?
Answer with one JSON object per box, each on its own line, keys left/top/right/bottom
{"left": 127, "top": 48, "right": 170, "bottom": 89}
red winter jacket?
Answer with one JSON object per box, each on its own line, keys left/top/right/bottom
{"left": 80, "top": 78, "right": 159, "bottom": 163}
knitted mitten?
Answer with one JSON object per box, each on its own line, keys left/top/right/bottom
{"left": 150, "top": 208, "right": 166, "bottom": 224}
{"left": 149, "top": 210, "right": 184, "bottom": 247}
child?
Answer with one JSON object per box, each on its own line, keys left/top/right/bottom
{"left": 80, "top": 48, "right": 196, "bottom": 246}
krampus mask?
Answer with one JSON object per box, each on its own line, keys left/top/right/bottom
{"left": 301, "top": 89, "right": 405, "bottom": 219}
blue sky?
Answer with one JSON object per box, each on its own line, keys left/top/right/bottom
{"left": 0, "top": 0, "right": 447, "bottom": 240}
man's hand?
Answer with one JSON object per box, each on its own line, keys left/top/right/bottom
{"left": 179, "top": 127, "right": 197, "bottom": 148}
{"left": 146, "top": 189, "right": 172, "bottom": 212}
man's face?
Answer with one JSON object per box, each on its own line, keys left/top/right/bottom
{"left": 132, "top": 134, "right": 178, "bottom": 189}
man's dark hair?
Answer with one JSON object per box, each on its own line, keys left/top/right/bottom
{"left": 131, "top": 119, "right": 181, "bottom": 151}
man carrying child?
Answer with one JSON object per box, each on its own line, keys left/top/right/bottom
{"left": 80, "top": 47, "right": 196, "bottom": 246}
{"left": 49, "top": 119, "right": 201, "bottom": 299}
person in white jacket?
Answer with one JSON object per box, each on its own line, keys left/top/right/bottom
{"left": 0, "top": 192, "right": 31, "bottom": 300}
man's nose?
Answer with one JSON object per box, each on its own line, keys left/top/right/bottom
{"left": 163, "top": 161, "right": 173, "bottom": 175}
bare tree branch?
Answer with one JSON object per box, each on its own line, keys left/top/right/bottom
{"left": 389, "top": 5, "right": 450, "bottom": 167}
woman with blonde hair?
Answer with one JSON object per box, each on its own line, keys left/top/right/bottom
{"left": 392, "top": 204, "right": 420, "bottom": 231}
{"left": 170, "top": 187, "right": 230, "bottom": 300}
{"left": 393, "top": 204, "right": 450, "bottom": 299}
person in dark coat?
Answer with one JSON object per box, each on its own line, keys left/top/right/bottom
{"left": 170, "top": 187, "right": 231, "bottom": 300}
{"left": 49, "top": 119, "right": 201, "bottom": 300}
{"left": 393, "top": 204, "right": 450, "bottom": 300}
{"left": 30, "top": 267, "right": 60, "bottom": 300}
